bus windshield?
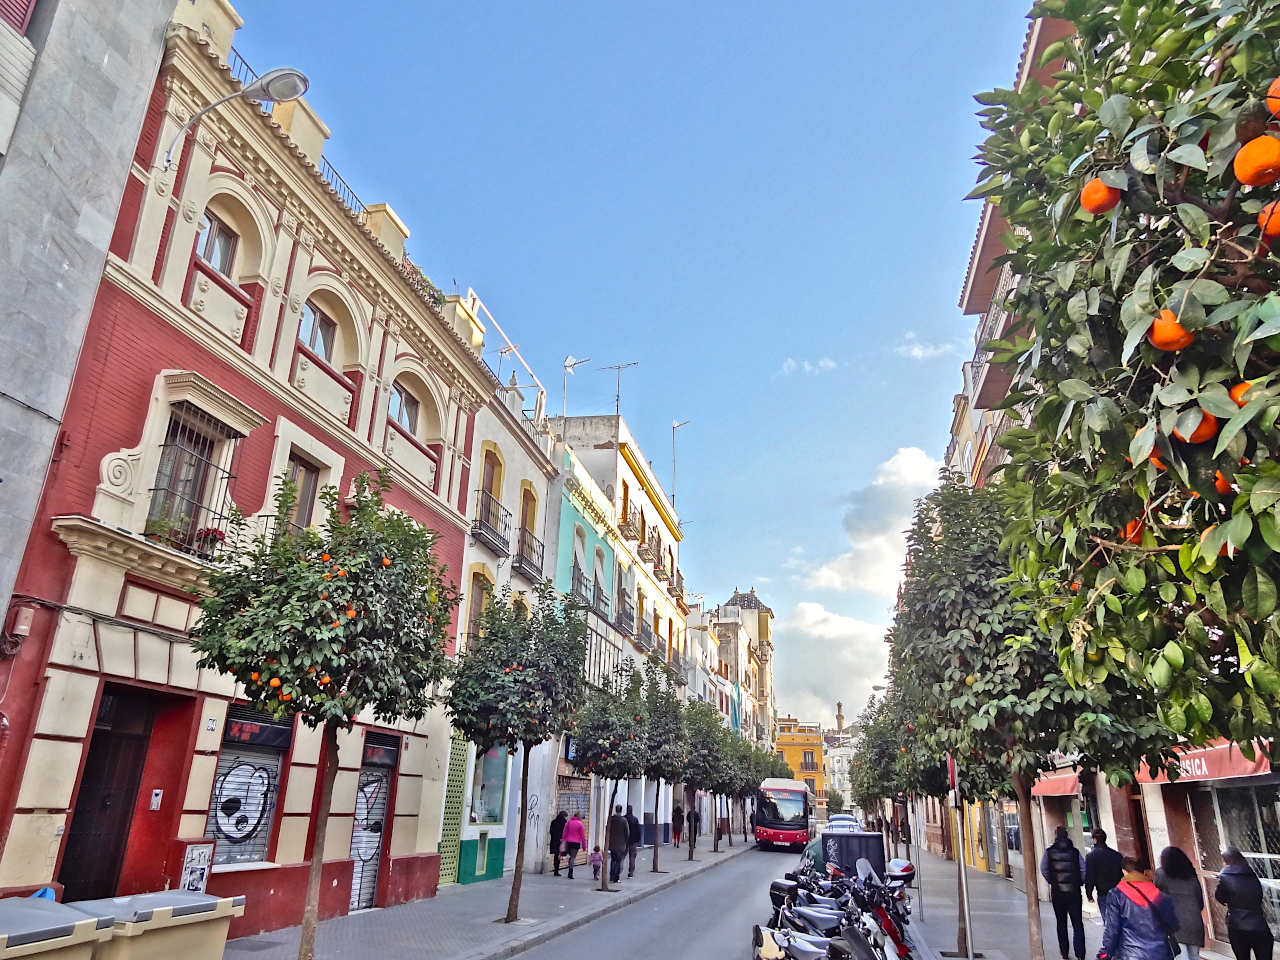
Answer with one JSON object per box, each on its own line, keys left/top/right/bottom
{"left": 758, "top": 789, "right": 807, "bottom": 826}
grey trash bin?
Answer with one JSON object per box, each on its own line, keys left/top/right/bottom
{"left": 0, "top": 897, "right": 113, "bottom": 960}
{"left": 66, "top": 892, "right": 244, "bottom": 960}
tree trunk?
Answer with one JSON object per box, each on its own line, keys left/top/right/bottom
{"left": 998, "top": 797, "right": 1012, "bottom": 879}
{"left": 651, "top": 781, "right": 661, "bottom": 872}
{"left": 505, "top": 746, "right": 532, "bottom": 922}
{"left": 297, "top": 722, "right": 339, "bottom": 960}
{"left": 713, "top": 795, "right": 720, "bottom": 852}
{"left": 1012, "top": 771, "right": 1046, "bottom": 960}
{"left": 742, "top": 797, "right": 749, "bottom": 844}
{"left": 687, "top": 787, "right": 695, "bottom": 861}
{"left": 726, "top": 793, "right": 734, "bottom": 847}
{"left": 602, "top": 779, "right": 619, "bottom": 891}
{"left": 954, "top": 805, "right": 969, "bottom": 958}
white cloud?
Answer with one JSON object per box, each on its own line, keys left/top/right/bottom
{"left": 777, "top": 356, "right": 839, "bottom": 377}
{"left": 808, "top": 447, "right": 941, "bottom": 598}
{"left": 772, "top": 601, "right": 888, "bottom": 728}
{"left": 894, "top": 331, "right": 955, "bottom": 361}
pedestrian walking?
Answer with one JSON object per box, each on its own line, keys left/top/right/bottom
{"left": 561, "top": 811, "right": 586, "bottom": 879}
{"left": 1040, "top": 825, "right": 1087, "bottom": 960}
{"left": 673, "top": 803, "right": 684, "bottom": 847}
{"left": 1215, "top": 847, "right": 1275, "bottom": 960}
{"left": 1086, "top": 828, "right": 1125, "bottom": 917}
{"left": 1155, "top": 845, "right": 1205, "bottom": 959}
{"left": 590, "top": 845, "right": 603, "bottom": 880}
{"left": 549, "top": 810, "right": 568, "bottom": 877}
{"left": 625, "top": 804, "right": 642, "bottom": 877}
{"left": 607, "top": 805, "right": 629, "bottom": 883}
{"left": 686, "top": 805, "right": 702, "bottom": 852}
{"left": 1101, "top": 856, "right": 1181, "bottom": 960}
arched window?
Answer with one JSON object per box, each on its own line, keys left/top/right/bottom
{"left": 193, "top": 194, "right": 264, "bottom": 284}
{"left": 388, "top": 380, "right": 419, "bottom": 433}
{"left": 465, "top": 570, "right": 493, "bottom": 650}
{"left": 520, "top": 487, "right": 536, "bottom": 532}
{"left": 481, "top": 449, "right": 501, "bottom": 499}
{"left": 296, "top": 287, "right": 362, "bottom": 372}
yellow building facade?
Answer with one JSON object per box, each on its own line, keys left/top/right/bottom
{"left": 775, "top": 716, "right": 825, "bottom": 798}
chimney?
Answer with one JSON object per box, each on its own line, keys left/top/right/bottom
{"left": 171, "top": 0, "right": 243, "bottom": 61}
{"left": 271, "top": 99, "right": 330, "bottom": 166}
{"left": 363, "top": 203, "right": 410, "bottom": 261}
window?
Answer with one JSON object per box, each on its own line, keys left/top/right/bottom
{"left": 205, "top": 706, "right": 293, "bottom": 865}
{"left": 805, "top": 778, "right": 816, "bottom": 794}
{"left": 465, "top": 572, "right": 492, "bottom": 648}
{"left": 469, "top": 746, "right": 507, "bottom": 825}
{"left": 147, "top": 403, "right": 239, "bottom": 556}
{"left": 297, "top": 301, "right": 336, "bottom": 363}
{"left": 286, "top": 453, "right": 320, "bottom": 531}
{"left": 387, "top": 381, "right": 418, "bottom": 434}
{"left": 195, "top": 211, "right": 237, "bottom": 278}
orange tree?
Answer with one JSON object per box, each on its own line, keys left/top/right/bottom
{"left": 681, "top": 699, "right": 726, "bottom": 860}
{"left": 890, "top": 473, "right": 1175, "bottom": 960}
{"left": 568, "top": 660, "right": 645, "bottom": 890}
{"left": 191, "top": 472, "right": 456, "bottom": 960}
{"left": 973, "top": 0, "right": 1280, "bottom": 752}
{"left": 446, "top": 582, "right": 586, "bottom": 922}
{"left": 640, "top": 655, "right": 686, "bottom": 872}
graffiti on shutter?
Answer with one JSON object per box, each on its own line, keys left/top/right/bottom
{"left": 349, "top": 766, "right": 391, "bottom": 910}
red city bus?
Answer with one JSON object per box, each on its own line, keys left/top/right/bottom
{"left": 754, "top": 777, "right": 816, "bottom": 850}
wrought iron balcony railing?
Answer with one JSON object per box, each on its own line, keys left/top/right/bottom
{"left": 592, "top": 579, "right": 611, "bottom": 618}
{"left": 618, "top": 503, "right": 641, "bottom": 540}
{"left": 616, "top": 594, "right": 635, "bottom": 635}
{"left": 668, "top": 568, "right": 684, "bottom": 599}
{"left": 512, "top": 528, "right": 544, "bottom": 581}
{"left": 571, "top": 563, "right": 591, "bottom": 602}
{"left": 637, "top": 620, "right": 656, "bottom": 651}
{"left": 654, "top": 555, "right": 671, "bottom": 583}
{"left": 636, "top": 528, "right": 658, "bottom": 562}
{"left": 471, "top": 490, "right": 511, "bottom": 557}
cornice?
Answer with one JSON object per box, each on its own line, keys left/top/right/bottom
{"left": 619, "top": 443, "right": 682, "bottom": 543}
{"left": 52, "top": 515, "right": 211, "bottom": 596}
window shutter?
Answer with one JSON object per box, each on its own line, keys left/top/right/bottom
{"left": 0, "top": 0, "right": 37, "bottom": 34}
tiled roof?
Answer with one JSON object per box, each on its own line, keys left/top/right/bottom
{"left": 726, "top": 586, "right": 773, "bottom": 615}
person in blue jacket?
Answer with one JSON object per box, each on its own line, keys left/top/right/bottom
{"left": 1100, "top": 856, "right": 1179, "bottom": 960}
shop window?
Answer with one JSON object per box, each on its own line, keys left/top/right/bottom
{"left": 205, "top": 707, "right": 293, "bottom": 865}
{"left": 1003, "top": 799, "right": 1022, "bottom": 853}
{"left": 146, "top": 402, "right": 243, "bottom": 556}
{"left": 297, "top": 301, "right": 337, "bottom": 363}
{"left": 195, "top": 211, "right": 237, "bottom": 278}
{"left": 469, "top": 746, "right": 507, "bottom": 825}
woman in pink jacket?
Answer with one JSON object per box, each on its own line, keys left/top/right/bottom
{"left": 561, "top": 812, "right": 587, "bottom": 878}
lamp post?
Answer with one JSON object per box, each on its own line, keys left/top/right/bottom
{"left": 163, "top": 66, "right": 309, "bottom": 170}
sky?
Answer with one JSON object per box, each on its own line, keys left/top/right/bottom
{"left": 233, "top": 0, "right": 1033, "bottom": 729}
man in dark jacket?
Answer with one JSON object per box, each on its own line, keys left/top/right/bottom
{"left": 1086, "top": 828, "right": 1125, "bottom": 914}
{"left": 607, "top": 805, "right": 629, "bottom": 883}
{"left": 625, "top": 804, "right": 642, "bottom": 877}
{"left": 549, "top": 810, "right": 567, "bottom": 877}
{"left": 1041, "top": 826, "right": 1088, "bottom": 960}
{"left": 1215, "top": 847, "right": 1275, "bottom": 960}
{"left": 1101, "top": 856, "right": 1180, "bottom": 960}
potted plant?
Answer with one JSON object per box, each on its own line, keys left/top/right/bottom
{"left": 143, "top": 515, "right": 175, "bottom": 545}
{"left": 193, "top": 526, "right": 226, "bottom": 559}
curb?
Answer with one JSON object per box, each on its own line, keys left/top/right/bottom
{"left": 458, "top": 843, "right": 754, "bottom": 960}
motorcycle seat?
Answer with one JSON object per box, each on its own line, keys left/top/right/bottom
{"left": 795, "top": 906, "right": 843, "bottom": 936}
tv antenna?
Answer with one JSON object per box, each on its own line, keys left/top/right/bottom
{"left": 562, "top": 355, "right": 591, "bottom": 420}
{"left": 600, "top": 361, "right": 639, "bottom": 416}
{"left": 672, "top": 419, "right": 690, "bottom": 506}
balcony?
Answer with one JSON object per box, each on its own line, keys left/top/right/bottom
{"left": 512, "top": 529, "right": 544, "bottom": 582}
{"left": 654, "top": 554, "right": 671, "bottom": 583}
{"left": 637, "top": 620, "right": 656, "bottom": 651}
{"left": 616, "top": 594, "right": 635, "bottom": 635}
{"left": 592, "top": 578, "right": 611, "bottom": 618}
{"left": 800, "top": 761, "right": 819, "bottom": 773}
{"left": 636, "top": 528, "right": 658, "bottom": 563}
{"left": 668, "top": 568, "right": 684, "bottom": 600}
{"left": 471, "top": 490, "right": 511, "bottom": 557}
{"left": 618, "top": 503, "right": 641, "bottom": 540}
{"left": 571, "top": 563, "right": 591, "bottom": 602}
{"left": 669, "top": 649, "right": 688, "bottom": 685}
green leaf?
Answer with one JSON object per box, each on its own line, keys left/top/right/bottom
{"left": 1099, "top": 168, "right": 1129, "bottom": 190}
{"left": 1099, "top": 94, "right": 1134, "bottom": 140}
{"left": 1176, "top": 204, "right": 1211, "bottom": 244}
{"left": 1130, "top": 135, "right": 1157, "bottom": 174}
{"left": 1168, "top": 144, "right": 1209, "bottom": 171}
{"left": 1244, "top": 568, "right": 1278, "bottom": 621}
{"left": 1227, "top": 510, "right": 1254, "bottom": 549}
{"left": 1060, "top": 379, "right": 1097, "bottom": 401}
{"left": 1135, "top": 264, "right": 1157, "bottom": 311}
{"left": 1067, "top": 290, "right": 1089, "bottom": 324}
{"left": 1199, "top": 384, "right": 1243, "bottom": 418}
{"left": 1159, "top": 581, "right": 1177, "bottom": 603}
{"left": 1251, "top": 475, "right": 1280, "bottom": 513}
{"left": 1214, "top": 394, "right": 1270, "bottom": 457}
{"left": 1258, "top": 512, "right": 1280, "bottom": 553}
{"left": 1171, "top": 247, "right": 1210, "bottom": 271}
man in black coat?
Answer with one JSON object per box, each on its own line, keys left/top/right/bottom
{"left": 549, "top": 810, "right": 567, "bottom": 877}
{"left": 607, "top": 805, "right": 629, "bottom": 883}
{"left": 1085, "top": 828, "right": 1125, "bottom": 915}
{"left": 1215, "top": 847, "right": 1275, "bottom": 959}
{"left": 1040, "top": 825, "right": 1088, "bottom": 960}
{"left": 625, "top": 804, "right": 642, "bottom": 877}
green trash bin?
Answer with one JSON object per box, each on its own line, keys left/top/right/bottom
{"left": 66, "top": 892, "right": 244, "bottom": 960}
{"left": 0, "top": 897, "right": 113, "bottom": 960}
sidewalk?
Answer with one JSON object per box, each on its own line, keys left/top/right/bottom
{"left": 223, "top": 840, "right": 751, "bottom": 960}
{"left": 908, "top": 848, "right": 1228, "bottom": 960}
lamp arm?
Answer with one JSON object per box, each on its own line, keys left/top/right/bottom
{"left": 161, "top": 90, "right": 244, "bottom": 170}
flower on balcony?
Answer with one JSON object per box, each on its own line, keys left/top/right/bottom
{"left": 194, "top": 526, "right": 227, "bottom": 544}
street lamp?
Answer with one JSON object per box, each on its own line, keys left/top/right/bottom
{"left": 163, "top": 66, "right": 310, "bottom": 170}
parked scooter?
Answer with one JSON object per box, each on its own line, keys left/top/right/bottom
{"left": 752, "top": 923, "right": 857, "bottom": 960}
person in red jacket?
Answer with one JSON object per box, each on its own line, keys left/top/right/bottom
{"left": 1100, "top": 857, "right": 1180, "bottom": 960}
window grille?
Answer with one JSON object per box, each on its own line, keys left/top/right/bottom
{"left": 146, "top": 402, "right": 243, "bottom": 558}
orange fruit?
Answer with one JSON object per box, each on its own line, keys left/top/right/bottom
{"left": 250, "top": 671, "right": 260, "bottom": 682}
{"left": 1235, "top": 136, "right": 1280, "bottom": 186}
{"left": 331, "top": 620, "right": 341, "bottom": 627}
{"left": 1148, "top": 309, "right": 1195, "bottom": 351}
{"left": 281, "top": 693, "right": 292, "bottom": 701}
{"left": 1070, "top": 580, "right": 1081, "bottom": 593}
{"left": 1081, "top": 177, "right": 1122, "bottom": 214}
{"left": 321, "top": 553, "right": 330, "bottom": 562}
{"left": 347, "top": 609, "right": 356, "bottom": 618}
{"left": 337, "top": 570, "right": 346, "bottom": 577}
{"left": 269, "top": 677, "right": 281, "bottom": 688}
{"left": 323, "top": 572, "right": 331, "bottom": 580}
{"left": 320, "top": 675, "right": 331, "bottom": 685}
{"left": 1150, "top": 451, "right": 1167, "bottom": 472}
{"left": 1215, "top": 471, "right": 1233, "bottom": 495}
{"left": 1173, "top": 411, "right": 1218, "bottom": 444}
{"left": 1230, "top": 381, "right": 1254, "bottom": 407}
{"left": 382, "top": 557, "right": 391, "bottom": 567}
{"left": 1121, "top": 519, "right": 1144, "bottom": 544}
{"left": 321, "top": 592, "right": 328, "bottom": 600}
{"left": 1260, "top": 203, "right": 1280, "bottom": 237}
{"left": 1269, "top": 77, "right": 1280, "bottom": 118}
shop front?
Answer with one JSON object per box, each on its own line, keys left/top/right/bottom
{"left": 458, "top": 744, "right": 510, "bottom": 884}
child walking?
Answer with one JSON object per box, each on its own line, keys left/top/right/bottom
{"left": 589, "top": 845, "right": 603, "bottom": 880}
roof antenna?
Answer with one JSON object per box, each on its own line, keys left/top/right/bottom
{"left": 600, "top": 361, "right": 638, "bottom": 417}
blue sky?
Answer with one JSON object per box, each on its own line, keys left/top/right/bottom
{"left": 234, "top": 0, "right": 1032, "bottom": 725}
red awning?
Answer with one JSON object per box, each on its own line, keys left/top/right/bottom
{"left": 1136, "top": 740, "right": 1271, "bottom": 784}
{"left": 1032, "top": 769, "right": 1080, "bottom": 796}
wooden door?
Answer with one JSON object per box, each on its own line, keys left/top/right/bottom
{"left": 58, "top": 691, "right": 154, "bottom": 901}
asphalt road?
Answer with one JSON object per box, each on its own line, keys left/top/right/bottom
{"left": 517, "top": 843, "right": 796, "bottom": 960}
